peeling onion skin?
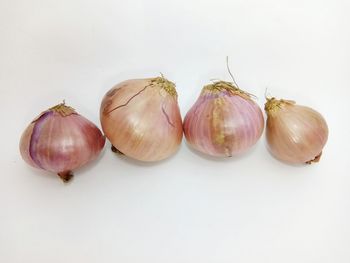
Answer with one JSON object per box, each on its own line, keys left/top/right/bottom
{"left": 183, "top": 81, "right": 264, "bottom": 157}
{"left": 265, "top": 98, "right": 328, "bottom": 164}
{"left": 19, "top": 103, "right": 106, "bottom": 182}
{"left": 100, "top": 77, "right": 183, "bottom": 162}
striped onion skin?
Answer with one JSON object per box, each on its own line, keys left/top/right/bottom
{"left": 265, "top": 98, "right": 328, "bottom": 164}
{"left": 183, "top": 81, "right": 264, "bottom": 157}
{"left": 19, "top": 103, "right": 105, "bottom": 182}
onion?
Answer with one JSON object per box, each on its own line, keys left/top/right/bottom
{"left": 264, "top": 97, "right": 328, "bottom": 164}
{"left": 100, "top": 76, "right": 183, "bottom": 162}
{"left": 19, "top": 102, "right": 105, "bottom": 182}
{"left": 183, "top": 81, "right": 264, "bottom": 157}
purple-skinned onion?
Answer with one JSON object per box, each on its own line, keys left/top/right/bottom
{"left": 183, "top": 81, "right": 264, "bottom": 157}
{"left": 100, "top": 76, "right": 183, "bottom": 162}
{"left": 19, "top": 102, "right": 105, "bottom": 182}
{"left": 264, "top": 97, "right": 328, "bottom": 164}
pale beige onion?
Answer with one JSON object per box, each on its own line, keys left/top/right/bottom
{"left": 265, "top": 98, "right": 328, "bottom": 164}
{"left": 100, "top": 77, "right": 183, "bottom": 162}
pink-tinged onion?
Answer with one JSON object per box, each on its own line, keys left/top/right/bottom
{"left": 265, "top": 97, "right": 328, "bottom": 164}
{"left": 100, "top": 76, "right": 183, "bottom": 162}
{"left": 19, "top": 102, "right": 105, "bottom": 182}
{"left": 183, "top": 81, "right": 264, "bottom": 157}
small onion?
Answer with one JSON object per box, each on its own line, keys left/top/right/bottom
{"left": 19, "top": 102, "right": 105, "bottom": 182}
{"left": 264, "top": 97, "right": 328, "bottom": 164}
{"left": 183, "top": 81, "right": 264, "bottom": 157}
{"left": 100, "top": 76, "right": 183, "bottom": 162}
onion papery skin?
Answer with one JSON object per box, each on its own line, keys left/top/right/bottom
{"left": 183, "top": 81, "right": 264, "bottom": 157}
{"left": 19, "top": 103, "right": 105, "bottom": 182}
{"left": 100, "top": 77, "right": 183, "bottom": 162}
{"left": 265, "top": 98, "right": 328, "bottom": 164}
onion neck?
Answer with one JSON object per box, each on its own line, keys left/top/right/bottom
{"left": 201, "top": 81, "right": 253, "bottom": 100}
{"left": 31, "top": 102, "right": 77, "bottom": 123}
{"left": 150, "top": 75, "right": 177, "bottom": 98}
{"left": 49, "top": 102, "right": 77, "bottom": 117}
{"left": 265, "top": 97, "right": 295, "bottom": 116}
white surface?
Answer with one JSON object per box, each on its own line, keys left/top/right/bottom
{"left": 0, "top": 0, "right": 349, "bottom": 262}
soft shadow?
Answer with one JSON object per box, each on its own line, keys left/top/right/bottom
{"left": 108, "top": 141, "right": 182, "bottom": 167}
{"left": 24, "top": 165, "right": 57, "bottom": 182}
{"left": 185, "top": 140, "right": 261, "bottom": 163}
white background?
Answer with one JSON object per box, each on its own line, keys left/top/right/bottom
{"left": 0, "top": 0, "right": 349, "bottom": 262}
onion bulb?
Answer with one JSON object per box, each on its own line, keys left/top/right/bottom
{"left": 265, "top": 97, "right": 328, "bottom": 164}
{"left": 19, "top": 102, "right": 105, "bottom": 182}
{"left": 183, "top": 81, "right": 264, "bottom": 157}
{"left": 100, "top": 76, "right": 183, "bottom": 162}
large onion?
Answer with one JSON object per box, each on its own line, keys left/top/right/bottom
{"left": 100, "top": 76, "right": 183, "bottom": 162}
